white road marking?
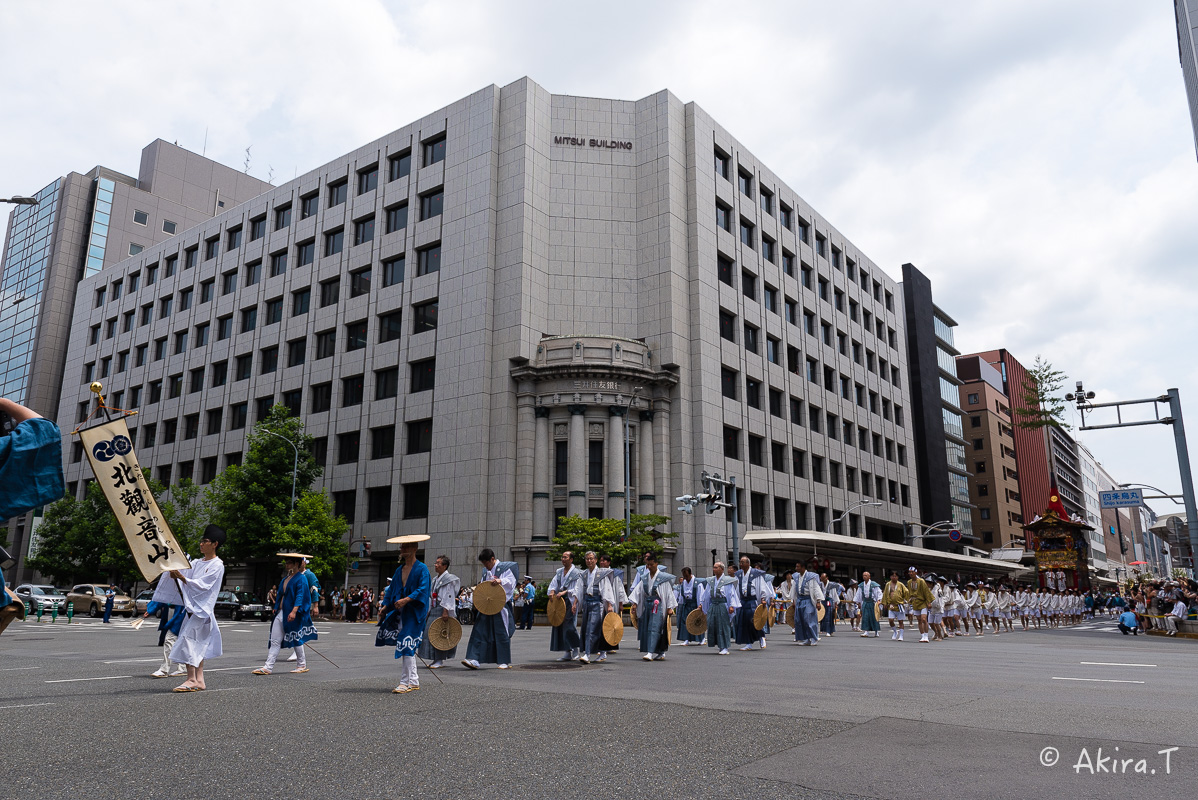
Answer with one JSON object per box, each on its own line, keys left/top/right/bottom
{"left": 99, "top": 658, "right": 163, "bottom": 664}
{"left": 1079, "top": 661, "right": 1157, "bottom": 667}
{"left": 1051, "top": 677, "right": 1145, "bottom": 684}
{"left": 347, "top": 633, "right": 372, "bottom": 636}
{"left": 45, "top": 675, "right": 133, "bottom": 683}
{"left": 230, "top": 629, "right": 253, "bottom": 632}
{"left": 203, "top": 687, "right": 249, "bottom": 693}
{"left": 0, "top": 702, "right": 56, "bottom": 710}
{"left": 202, "top": 665, "right": 259, "bottom": 672}
{"left": 0, "top": 666, "right": 41, "bottom": 671}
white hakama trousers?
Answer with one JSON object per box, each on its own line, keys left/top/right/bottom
{"left": 264, "top": 613, "right": 306, "bottom": 671}
{"left": 160, "top": 631, "right": 179, "bottom": 673}
{"left": 400, "top": 655, "right": 418, "bottom": 687}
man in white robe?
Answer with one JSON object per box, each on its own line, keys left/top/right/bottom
{"left": 547, "top": 551, "right": 584, "bottom": 661}
{"left": 628, "top": 552, "right": 676, "bottom": 661}
{"left": 462, "top": 548, "right": 518, "bottom": 670}
{"left": 151, "top": 525, "right": 226, "bottom": 692}
{"left": 578, "top": 552, "right": 617, "bottom": 663}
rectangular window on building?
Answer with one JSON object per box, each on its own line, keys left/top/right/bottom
{"left": 385, "top": 202, "right": 408, "bottom": 234}
{"left": 419, "top": 189, "right": 444, "bottom": 220}
{"left": 382, "top": 255, "right": 405, "bottom": 287}
{"left": 320, "top": 278, "right": 339, "bottom": 307}
{"left": 743, "top": 378, "right": 761, "bottom": 409}
{"left": 723, "top": 426, "right": 740, "bottom": 459}
{"left": 720, "top": 367, "right": 739, "bottom": 399}
{"left": 371, "top": 425, "right": 396, "bottom": 459}
{"left": 297, "top": 240, "right": 315, "bottom": 267}
{"left": 416, "top": 243, "right": 441, "bottom": 276}
{"left": 554, "top": 440, "right": 568, "bottom": 485}
{"left": 403, "top": 482, "right": 430, "bottom": 519}
{"left": 310, "top": 382, "right": 332, "bottom": 413}
{"left": 349, "top": 267, "right": 371, "bottom": 298}
{"left": 299, "top": 193, "right": 318, "bottom": 220}
{"left": 235, "top": 354, "right": 252, "bottom": 381}
{"left": 342, "top": 375, "right": 364, "bottom": 407}
{"left": 204, "top": 238, "right": 219, "bottom": 260}
{"left": 270, "top": 251, "right": 288, "bottom": 277}
{"left": 375, "top": 367, "right": 399, "bottom": 400}
{"left": 422, "top": 135, "right": 446, "bottom": 167}
{"left": 366, "top": 487, "right": 390, "bottom": 522}
{"left": 227, "top": 227, "right": 243, "bottom": 251}
{"left": 260, "top": 346, "right": 278, "bottom": 374}
{"left": 316, "top": 330, "right": 336, "bottom": 359}
{"left": 241, "top": 307, "right": 257, "bottom": 332}
{"left": 410, "top": 358, "right": 435, "bottom": 392}
{"left": 275, "top": 204, "right": 292, "bottom": 230}
{"left": 287, "top": 338, "right": 306, "bottom": 367}
{"left": 740, "top": 219, "right": 754, "bottom": 249}
{"left": 353, "top": 215, "right": 375, "bottom": 246}
{"left": 250, "top": 216, "right": 266, "bottom": 241}
{"left": 292, "top": 287, "right": 310, "bottom": 316}
{"left": 741, "top": 271, "right": 757, "bottom": 301}
{"left": 346, "top": 320, "right": 367, "bottom": 351}
{"left": 338, "top": 432, "right": 360, "bottom": 464}
{"left": 333, "top": 491, "right": 355, "bottom": 524}
{"left": 587, "top": 440, "right": 604, "bottom": 484}
{"left": 717, "top": 255, "right": 734, "bottom": 286}
{"left": 716, "top": 201, "right": 731, "bottom": 231}
{"left": 406, "top": 419, "right": 432, "bottom": 454}
{"left": 790, "top": 397, "right": 803, "bottom": 424}
{"left": 183, "top": 414, "right": 199, "bottom": 440}
{"left": 265, "top": 297, "right": 283, "bottom": 325}
{"left": 389, "top": 150, "right": 411, "bottom": 180}
{"left": 324, "top": 228, "right": 344, "bottom": 256}
{"left": 357, "top": 164, "right": 378, "bottom": 195}
{"left": 743, "top": 324, "right": 758, "bottom": 353}
{"left": 771, "top": 442, "right": 786, "bottom": 472}
{"left": 413, "top": 299, "right": 438, "bottom": 333}
{"left": 245, "top": 260, "right": 261, "bottom": 287}
{"left": 714, "top": 149, "right": 730, "bottom": 179}
{"left": 719, "top": 310, "right": 736, "bottom": 342}
{"left": 328, "top": 180, "right": 347, "bottom": 208}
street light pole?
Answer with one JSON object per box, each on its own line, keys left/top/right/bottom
{"left": 262, "top": 429, "right": 299, "bottom": 512}
{"left": 831, "top": 500, "right": 883, "bottom": 537}
{"left": 624, "top": 386, "right": 642, "bottom": 541}
{"left": 0, "top": 197, "right": 39, "bottom": 206}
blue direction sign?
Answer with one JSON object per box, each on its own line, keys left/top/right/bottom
{"left": 1099, "top": 489, "right": 1143, "bottom": 509}
{"left": 949, "top": 530, "right": 962, "bottom": 542}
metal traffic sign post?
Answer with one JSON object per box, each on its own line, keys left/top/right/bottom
{"left": 1067, "top": 383, "right": 1198, "bottom": 568}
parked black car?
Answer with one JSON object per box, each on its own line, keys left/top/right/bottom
{"left": 213, "top": 590, "right": 268, "bottom": 621}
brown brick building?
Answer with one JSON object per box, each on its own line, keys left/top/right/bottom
{"left": 957, "top": 355, "right": 1024, "bottom": 549}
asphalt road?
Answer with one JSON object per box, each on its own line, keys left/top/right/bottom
{"left": 2, "top": 614, "right": 1194, "bottom": 798}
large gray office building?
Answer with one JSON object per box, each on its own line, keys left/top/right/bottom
{"left": 1, "top": 142, "right": 268, "bottom": 579}
{"left": 54, "top": 78, "right": 920, "bottom": 585}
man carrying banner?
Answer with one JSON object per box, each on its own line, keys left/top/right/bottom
{"left": 151, "top": 525, "right": 227, "bottom": 692}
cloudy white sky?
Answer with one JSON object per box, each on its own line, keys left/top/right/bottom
{"left": 2, "top": 1, "right": 1195, "bottom": 518}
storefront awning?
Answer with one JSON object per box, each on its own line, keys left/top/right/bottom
{"left": 744, "top": 530, "right": 1031, "bottom": 580}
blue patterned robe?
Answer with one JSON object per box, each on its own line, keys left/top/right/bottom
{"left": 378, "top": 560, "right": 431, "bottom": 657}
{"left": 269, "top": 571, "right": 317, "bottom": 649}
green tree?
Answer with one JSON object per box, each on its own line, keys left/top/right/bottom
{"left": 545, "top": 514, "right": 676, "bottom": 568}
{"left": 1013, "top": 355, "right": 1071, "bottom": 493}
{"left": 273, "top": 491, "right": 348, "bottom": 578}
{"left": 1014, "top": 355, "right": 1070, "bottom": 433}
{"left": 206, "top": 406, "right": 323, "bottom": 565}
{"left": 156, "top": 478, "right": 209, "bottom": 557}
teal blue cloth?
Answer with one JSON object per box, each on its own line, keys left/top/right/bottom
{"left": 0, "top": 418, "right": 65, "bottom": 520}
{"left": 270, "top": 572, "right": 317, "bottom": 648}
{"left": 379, "top": 561, "right": 430, "bottom": 657}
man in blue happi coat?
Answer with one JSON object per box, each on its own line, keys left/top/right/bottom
{"left": 378, "top": 534, "right": 432, "bottom": 693}
{"left": 253, "top": 553, "right": 318, "bottom": 675}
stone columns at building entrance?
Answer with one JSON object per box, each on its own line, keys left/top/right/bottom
{"left": 638, "top": 409, "right": 655, "bottom": 515}
{"left": 607, "top": 406, "right": 626, "bottom": 519}
{"left": 567, "top": 404, "right": 587, "bottom": 518}
{"left": 532, "top": 406, "right": 551, "bottom": 541}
